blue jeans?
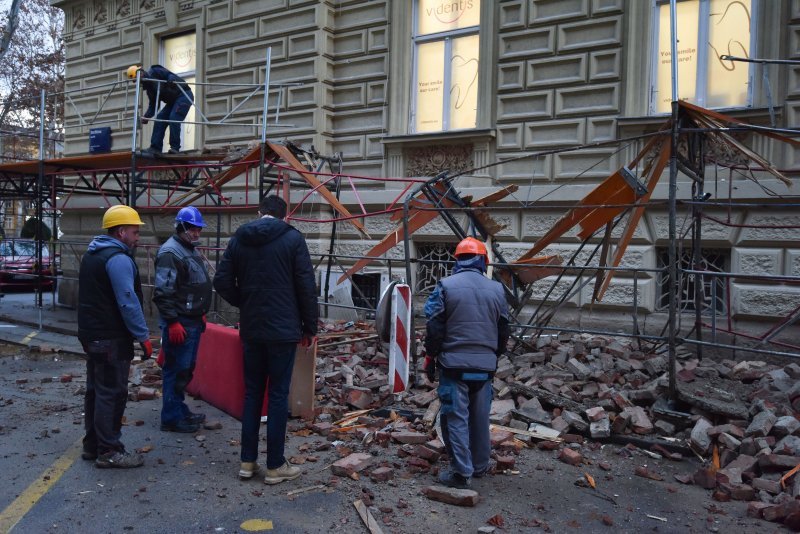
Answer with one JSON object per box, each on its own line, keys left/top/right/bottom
{"left": 150, "top": 93, "right": 193, "bottom": 152}
{"left": 438, "top": 373, "right": 493, "bottom": 477}
{"left": 240, "top": 341, "right": 296, "bottom": 469}
{"left": 82, "top": 338, "right": 134, "bottom": 455}
{"left": 160, "top": 320, "right": 202, "bottom": 425}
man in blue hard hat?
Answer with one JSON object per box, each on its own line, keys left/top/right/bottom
{"left": 153, "top": 206, "right": 213, "bottom": 433}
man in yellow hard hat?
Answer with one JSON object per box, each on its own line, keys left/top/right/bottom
{"left": 78, "top": 204, "right": 153, "bottom": 468}
{"left": 126, "top": 64, "right": 193, "bottom": 155}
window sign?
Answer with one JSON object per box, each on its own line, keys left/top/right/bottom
{"left": 417, "top": 0, "right": 480, "bottom": 36}
{"left": 449, "top": 34, "right": 479, "bottom": 130}
{"left": 162, "top": 33, "right": 196, "bottom": 74}
{"left": 160, "top": 33, "right": 196, "bottom": 150}
{"left": 653, "top": 0, "right": 752, "bottom": 114}
{"left": 412, "top": 1, "right": 480, "bottom": 133}
{"left": 415, "top": 41, "right": 445, "bottom": 132}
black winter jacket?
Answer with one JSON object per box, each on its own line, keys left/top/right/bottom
{"left": 213, "top": 217, "right": 318, "bottom": 343}
{"left": 142, "top": 65, "right": 193, "bottom": 118}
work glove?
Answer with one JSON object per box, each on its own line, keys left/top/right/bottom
{"left": 299, "top": 334, "right": 316, "bottom": 348}
{"left": 156, "top": 345, "right": 165, "bottom": 367}
{"left": 141, "top": 117, "right": 148, "bottom": 125}
{"left": 423, "top": 354, "right": 436, "bottom": 383}
{"left": 140, "top": 339, "right": 153, "bottom": 359}
{"left": 168, "top": 321, "right": 187, "bottom": 344}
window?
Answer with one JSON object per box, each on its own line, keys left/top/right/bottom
{"left": 657, "top": 247, "right": 728, "bottom": 314}
{"left": 412, "top": 0, "right": 480, "bottom": 133}
{"left": 415, "top": 242, "right": 455, "bottom": 293}
{"left": 160, "top": 33, "right": 196, "bottom": 150}
{"left": 651, "top": 0, "right": 754, "bottom": 114}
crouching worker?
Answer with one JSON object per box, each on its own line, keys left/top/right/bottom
{"left": 424, "top": 237, "right": 509, "bottom": 489}
{"left": 153, "top": 206, "right": 212, "bottom": 433}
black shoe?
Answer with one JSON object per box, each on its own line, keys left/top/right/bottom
{"left": 160, "top": 419, "right": 200, "bottom": 433}
{"left": 167, "top": 148, "right": 180, "bottom": 154}
{"left": 81, "top": 450, "right": 97, "bottom": 461}
{"left": 141, "top": 147, "right": 161, "bottom": 157}
{"left": 438, "top": 470, "right": 471, "bottom": 489}
{"left": 185, "top": 412, "right": 206, "bottom": 424}
{"left": 473, "top": 459, "right": 496, "bottom": 478}
{"left": 95, "top": 450, "right": 144, "bottom": 469}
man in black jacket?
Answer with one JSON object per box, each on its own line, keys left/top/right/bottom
{"left": 153, "top": 206, "right": 212, "bottom": 433}
{"left": 126, "top": 64, "right": 193, "bottom": 155}
{"left": 213, "top": 195, "right": 318, "bottom": 484}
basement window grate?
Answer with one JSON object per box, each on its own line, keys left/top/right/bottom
{"left": 656, "top": 247, "right": 728, "bottom": 314}
{"left": 415, "top": 242, "right": 455, "bottom": 294}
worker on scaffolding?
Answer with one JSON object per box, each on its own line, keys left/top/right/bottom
{"left": 78, "top": 205, "right": 152, "bottom": 468}
{"left": 153, "top": 206, "right": 212, "bottom": 433}
{"left": 127, "top": 65, "right": 193, "bottom": 155}
{"left": 423, "top": 236, "right": 509, "bottom": 489}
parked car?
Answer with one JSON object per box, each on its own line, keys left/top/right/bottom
{"left": 0, "top": 239, "right": 59, "bottom": 290}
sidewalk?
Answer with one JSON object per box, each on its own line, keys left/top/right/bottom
{"left": 0, "top": 294, "right": 83, "bottom": 355}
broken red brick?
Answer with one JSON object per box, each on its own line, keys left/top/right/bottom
{"left": 391, "top": 431, "right": 428, "bottom": 445}
{"left": 370, "top": 466, "right": 394, "bottom": 482}
{"left": 559, "top": 448, "right": 583, "bottom": 466}
{"left": 495, "top": 455, "right": 515, "bottom": 470}
{"left": 331, "top": 452, "right": 373, "bottom": 477}
{"left": 634, "top": 466, "right": 663, "bottom": 481}
{"left": 422, "top": 485, "right": 479, "bottom": 507}
{"left": 746, "top": 501, "right": 770, "bottom": 519}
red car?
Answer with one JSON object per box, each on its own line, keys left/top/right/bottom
{"left": 0, "top": 239, "right": 59, "bottom": 290}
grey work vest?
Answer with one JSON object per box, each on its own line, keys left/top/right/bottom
{"left": 438, "top": 269, "right": 507, "bottom": 372}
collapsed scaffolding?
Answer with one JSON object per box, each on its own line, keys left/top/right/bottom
{"left": 0, "top": 49, "right": 797, "bottom": 398}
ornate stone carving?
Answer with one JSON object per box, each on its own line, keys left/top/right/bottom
{"left": 73, "top": 6, "right": 87, "bottom": 30}
{"left": 405, "top": 144, "right": 473, "bottom": 178}
{"left": 140, "top": 0, "right": 155, "bottom": 10}
{"left": 94, "top": 1, "right": 108, "bottom": 23}
{"left": 117, "top": 0, "right": 131, "bottom": 17}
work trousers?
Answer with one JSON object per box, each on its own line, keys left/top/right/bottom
{"left": 82, "top": 338, "right": 134, "bottom": 456}
{"left": 160, "top": 319, "right": 203, "bottom": 425}
{"left": 150, "top": 93, "right": 193, "bottom": 152}
{"left": 438, "top": 373, "right": 493, "bottom": 478}
{"left": 240, "top": 341, "right": 296, "bottom": 469}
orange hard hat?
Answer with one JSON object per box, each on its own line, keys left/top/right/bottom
{"left": 455, "top": 236, "right": 489, "bottom": 263}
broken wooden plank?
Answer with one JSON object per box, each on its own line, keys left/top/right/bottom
{"left": 270, "top": 142, "right": 370, "bottom": 237}
{"left": 596, "top": 140, "right": 670, "bottom": 300}
{"left": 353, "top": 499, "right": 384, "bottom": 534}
{"left": 507, "top": 382, "right": 584, "bottom": 413}
{"left": 491, "top": 423, "right": 563, "bottom": 442}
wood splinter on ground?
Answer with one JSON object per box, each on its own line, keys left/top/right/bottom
{"left": 353, "top": 499, "right": 384, "bottom": 534}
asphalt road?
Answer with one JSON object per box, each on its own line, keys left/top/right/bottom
{"left": 0, "top": 290, "right": 771, "bottom": 533}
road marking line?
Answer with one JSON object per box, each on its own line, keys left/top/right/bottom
{"left": 21, "top": 331, "right": 39, "bottom": 344}
{"left": 0, "top": 438, "right": 81, "bottom": 533}
{"left": 241, "top": 519, "right": 274, "bottom": 531}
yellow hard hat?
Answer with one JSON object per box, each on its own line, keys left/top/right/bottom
{"left": 126, "top": 65, "right": 142, "bottom": 79}
{"left": 102, "top": 205, "right": 145, "bottom": 229}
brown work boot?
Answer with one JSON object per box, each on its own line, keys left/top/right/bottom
{"left": 239, "top": 461, "right": 261, "bottom": 480}
{"left": 263, "top": 462, "right": 301, "bottom": 485}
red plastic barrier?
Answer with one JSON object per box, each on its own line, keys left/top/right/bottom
{"left": 186, "top": 322, "right": 267, "bottom": 421}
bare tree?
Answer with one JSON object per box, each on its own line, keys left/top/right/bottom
{"left": 0, "top": 0, "right": 64, "bottom": 160}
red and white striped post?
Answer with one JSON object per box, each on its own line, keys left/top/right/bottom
{"left": 388, "top": 283, "right": 411, "bottom": 393}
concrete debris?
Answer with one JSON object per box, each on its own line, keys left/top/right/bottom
{"left": 254, "top": 320, "right": 800, "bottom": 529}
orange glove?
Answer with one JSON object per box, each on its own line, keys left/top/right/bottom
{"left": 168, "top": 322, "right": 186, "bottom": 344}
{"left": 140, "top": 339, "right": 153, "bottom": 359}
{"left": 299, "top": 335, "right": 316, "bottom": 348}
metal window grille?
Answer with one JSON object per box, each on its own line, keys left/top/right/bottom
{"left": 657, "top": 247, "right": 728, "bottom": 314}
{"left": 415, "top": 242, "right": 455, "bottom": 294}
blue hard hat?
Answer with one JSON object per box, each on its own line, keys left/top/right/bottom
{"left": 175, "top": 206, "right": 206, "bottom": 228}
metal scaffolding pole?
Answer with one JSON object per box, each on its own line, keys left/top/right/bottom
{"left": 667, "top": 0, "right": 679, "bottom": 400}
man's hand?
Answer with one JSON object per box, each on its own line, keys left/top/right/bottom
{"left": 299, "top": 335, "right": 316, "bottom": 348}
{"left": 141, "top": 117, "right": 148, "bottom": 125}
{"left": 140, "top": 339, "right": 153, "bottom": 359}
{"left": 168, "top": 322, "right": 187, "bottom": 344}
{"left": 423, "top": 354, "right": 436, "bottom": 383}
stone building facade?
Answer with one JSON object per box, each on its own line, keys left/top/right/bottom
{"left": 51, "top": 0, "right": 800, "bottom": 338}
